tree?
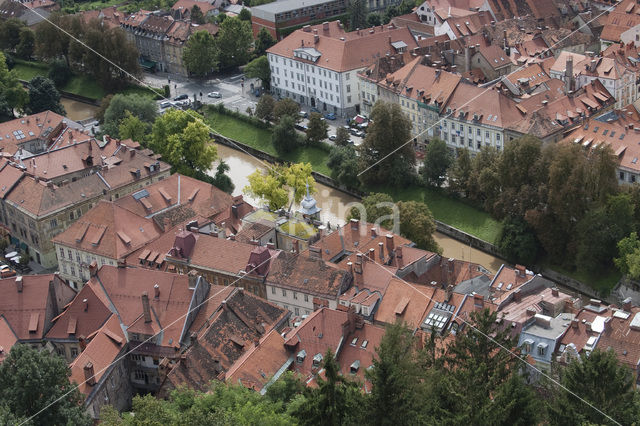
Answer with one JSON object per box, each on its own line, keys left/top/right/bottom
{"left": 48, "top": 59, "right": 73, "bottom": 88}
{"left": 367, "top": 13, "right": 382, "bottom": 27}
{"left": 244, "top": 55, "right": 271, "bottom": 90}
{"left": 348, "top": 0, "right": 367, "bottom": 30}
{"left": 255, "top": 27, "right": 276, "bottom": 56}
{"left": 255, "top": 94, "right": 275, "bottom": 120}
{"left": 397, "top": 201, "right": 441, "bottom": 253}
{"left": 335, "top": 126, "right": 350, "bottom": 146}
{"left": 347, "top": 192, "right": 395, "bottom": 229}
{"left": 34, "top": 14, "right": 83, "bottom": 66}
{"left": 266, "top": 371, "right": 305, "bottom": 407}
{"left": 273, "top": 98, "right": 300, "bottom": 123}
{"left": 190, "top": 4, "right": 205, "bottom": 24}
{"left": 15, "top": 27, "right": 35, "bottom": 60}
{"left": 305, "top": 112, "right": 328, "bottom": 145}
{"left": 118, "top": 111, "right": 148, "bottom": 143}
{"left": 25, "top": 77, "right": 65, "bottom": 115}
{"left": 495, "top": 217, "right": 540, "bottom": 266}
{"left": 244, "top": 163, "right": 315, "bottom": 211}
{"left": 0, "top": 19, "right": 25, "bottom": 51}
{"left": 328, "top": 145, "right": 359, "bottom": 187}
{"left": 0, "top": 345, "right": 91, "bottom": 426}
{"left": 289, "top": 349, "right": 365, "bottom": 425}
{"left": 548, "top": 349, "right": 640, "bottom": 426}
{"left": 358, "top": 101, "right": 416, "bottom": 187}
{"left": 616, "top": 232, "right": 640, "bottom": 279}
{"left": 238, "top": 7, "right": 251, "bottom": 21}
{"left": 183, "top": 30, "right": 218, "bottom": 77}
{"left": 421, "top": 138, "right": 452, "bottom": 187}
{"left": 0, "top": 52, "right": 29, "bottom": 121}
{"left": 211, "top": 160, "right": 235, "bottom": 194}
{"left": 102, "top": 94, "right": 157, "bottom": 138}
{"left": 367, "top": 323, "right": 424, "bottom": 425}
{"left": 272, "top": 115, "right": 302, "bottom": 155}
{"left": 150, "top": 109, "right": 217, "bottom": 177}
{"left": 447, "top": 148, "right": 472, "bottom": 197}
{"left": 95, "top": 94, "right": 114, "bottom": 124}
{"left": 215, "top": 17, "right": 253, "bottom": 68}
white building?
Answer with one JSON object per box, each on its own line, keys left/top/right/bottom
{"left": 267, "top": 20, "right": 418, "bottom": 117}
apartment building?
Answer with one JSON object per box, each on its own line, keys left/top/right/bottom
{"left": 268, "top": 20, "right": 419, "bottom": 117}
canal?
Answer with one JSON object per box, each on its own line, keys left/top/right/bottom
{"left": 60, "top": 98, "right": 99, "bottom": 122}
{"left": 213, "top": 144, "right": 503, "bottom": 273}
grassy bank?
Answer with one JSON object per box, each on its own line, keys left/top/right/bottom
{"left": 12, "top": 59, "right": 157, "bottom": 101}
{"left": 205, "top": 110, "right": 332, "bottom": 176}
{"left": 541, "top": 260, "right": 621, "bottom": 297}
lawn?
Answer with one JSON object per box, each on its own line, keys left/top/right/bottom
{"left": 205, "top": 111, "right": 332, "bottom": 175}
{"left": 61, "top": 75, "right": 106, "bottom": 100}
{"left": 371, "top": 185, "right": 503, "bottom": 243}
{"left": 12, "top": 60, "right": 49, "bottom": 80}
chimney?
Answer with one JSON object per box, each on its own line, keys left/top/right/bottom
{"left": 368, "top": 248, "right": 375, "bottom": 261}
{"left": 188, "top": 270, "right": 198, "bottom": 288}
{"left": 141, "top": 292, "right": 152, "bottom": 323}
{"left": 89, "top": 260, "right": 98, "bottom": 277}
{"left": 515, "top": 264, "right": 526, "bottom": 277}
{"left": 623, "top": 297, "right": 633, "bottom": 311}
{"left": 292, "top": 239, "right": 299, "bottom": 254}
{"left": 378, "top": 242, "right": 384, "bottom": 260}
{"left": 229, "top": 234, "right": 236, "bottom": 241}
{"left": 385, "top": 234, "right": 395, "bottom": 253}
{"left": 350, "top": 219, "right": 359, "bottom": 231}
{"left": 473, "top": 293, "right": 484, "bottom": 308}
{"left": 551, "top": 288, "right": 559, "bottom": 297}
{"left": 526, "top": 308, "right": 536, "bottom": 317}
{"left": 15, "top": 276, "right": 22, "bottom": 293}
{"left": 464, "top": 45, "right": 471, "bottom": 72}
{"left": 84, "top": 362, "right": 96, "bottom": 386}
{"left": 267, "top": 242, "right": 275, "bottom": 250}
{"left": 322, "top": 21, "right": 329, "bottom": 31}
{"left": 154, "top": 283, "right": 160, "bottom": 299}
{"left": 309, "top": 246, "right": 322, "bottom": 259}
{"left": 396, "top": 246, "right": 403, "bottom": 268}
{"left": 347, "top": 261, "right": 353, "bottom": 275}
{"left": 83, "top": 298, "right": 88, "bottom": 311}
{"left": 586, "top": 321, "right": 592, "bottom": 332}
{"left": 571, "top": 319, "right": 579, "bottom": 329}
{"left": 564, "top": 56, "right": 574, "bottom": 94}
{"left": 445, "top": 284, "right": 453, "bottom": 302}
{"left": 355, "top": 254, "right": 363, "bottom": 274}
{"left": 78, "top": 335, "right": 87, "bottom": 351}
{"left": 371, "top": 227, "right": 377, "bottom": 238}
{"left": 314, "top": 34, "right": 319, "bottom": 44}
{"left": 231, "top": 204, "right": 238, "bottom": 218}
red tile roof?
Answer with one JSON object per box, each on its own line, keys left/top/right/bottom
{"left": 597, "top": 307, "right": 640, "bottom": 374}
{"left": 0, "top": 111, "right": 67, "bottom": 155}
{"left": 375, "top": 279, "right": 436, "bottom": 328}
{"left": 601, "top": 0, "right": 640, "bottom": 42}
{"left": 267, "top": 21, "right": 419, "bottom": 73}
{"left": 0, "top": 315, "right": 17, "bottom": 362}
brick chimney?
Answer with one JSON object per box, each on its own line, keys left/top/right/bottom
{"left": 355, "top": 254, "right": 363, "bottom": 274}
{"left": 15, "top": 276, "right": 22, "bottom": 293}
{"left": 368, "top": 248, "right": 375, "bottom": 261}
{"left": 385, "top": 234, "right": 394, "bottom": 253}
{"left": 396, "top": 246, "right": 403, "bottom": 268}
{"left": 89, "top": 260, "right": 98, "bottom": 277}
{"left": 292, "top": 239, "right": 299, "bottom": 254}
{"left": 141, "top": 292, "right": 152, "bottom": 323}
{"left": 310, "top": 246, "right": 322, "bottom": 259}
{"left": 347, "top": 261, "right": 353, "bottom": 275}
{"left": 84, "top": 362, "right": 96, "bottom": 386}
{"left": 623, "top": 297, "right": 633, "bottom": 311}
{"left": 78, "top": 335, "right": 87, "bottom": 351}
{"left": 154, "top": 283, "right": 160, "bottom": 299}
{"left": 571, "top": 319, "right": 579, "bottom": 329}
{"left": 350, "top": 219, "right": 359, "bottom": 231}
{"left": 378, "top": 242, "right": 384, "bottom": 260}
{"left": 445, "top": 284, "right": 453, "bottom": 302}
{"left": 551, "top": 287, "right": 559, "bottom": 297}
{"left": 371, "top": 227, "right": 377, "bottom": 238}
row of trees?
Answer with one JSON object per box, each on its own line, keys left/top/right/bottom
{"left": 183, "top": 17, "right": 276, "bottom": 77}
{"left": 101, "top": 310, "right": 640, "bottom": 425}
{"left": 96, "top": 94, "right": 232, "bottom": 193}
{"left": 348, "top": 0, "right": 419, "bottom": 31}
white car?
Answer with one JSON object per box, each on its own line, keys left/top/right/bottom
{"left": 329, "top": 134, "right": 337, "bottom": 141}
{"left": 208, "top": 91, "right": 222, "bottom": 98}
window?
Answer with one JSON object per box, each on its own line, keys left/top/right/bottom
{"left": 485, "top": 131, "right": 490, "bottom": 139}
{"left": 271, "top": 286, "right": 276, "bottom": 294}
{"left": 67, "top": 249, "right": 72, "bottom": 259}
{"left": 304, "top": 294, "right": 309, "bottom": 302}
{"left": 345, "top": 73, "right": 350, "bottom": 80}
{"left": 69, "top": 211, "right": 75, "bottom": 220}
{"left": 59, "top": 247, "right": 65, "bottom": 259}
{"left": 50, "top": 218, "right": 58, "bottom": 229}
{"left": 294, "top": 307, "right": 300, "bottom": 316}
{"left": 134, "top": 369, "right": 145, "bottom": 380}
{"left": 282, "top": 289, "right": 287, "bottom": 297}
{"left": 70, "top": 347, "right": 78, "bottom": 358}
{"left": 293, "top": 291, "right": 298, "bottom": 300}
{"left": 346, "top": 85, "right": 351, "bottom": 93}
{"left": 70, "top": 265, "right": 75, "bottom": 276}
{"left": 347, "top": 96, "right": 351, "bottom": 103}
{"left": 620, "top": 171, "right": 625, "bottom": 180}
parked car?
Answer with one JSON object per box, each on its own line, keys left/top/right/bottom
{"left": 294, "top": 123, "right": 308, "bottom": 131}
{"left": 349, "top": 127, "right": 360, "bottom": 136}
{"left": 160, "top": 101, "right": 172, "bottom": 109}
{"left": 328, "top": 134, "right": 337, "bottom": 141}
{"left": 324, "top": 113, "right": 336, "bottom": 120}
{"left": 0, "top": 264, "right": 15, "bottom": 278}
{"left": 348, "top": 139, "right": 355, "bottom": 145}
{"left": 355, "top": 130, "right": 365, "bottom": 137}
{"left": 173, "top": 94, "right": 189, "bottom": 101}
{"left": 299, "top": 111, "right": 308, "bottom": 119}
{"left": 207, "top": 91, "right": 222, "bottom": 98}
{"left": 310, "top": 107, "right": 321, "bottom": 114}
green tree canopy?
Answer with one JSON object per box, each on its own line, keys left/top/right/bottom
{"left": 15, "top": 27, "right": 35, "bottom": 60}
{"left": 254, "top": 94, "right": 275, "bottom": 120}
{"left": 215, "top": 17, "right": 253, "bottom": 68}
{"left": 272, "top": 115, "right": 302, "bottom": 155}
{"left": 25, "top": 76, "right": 65, "bottom": 115}
{"left": 0, "top": 19, "right": 25, "bottom": 51}
{"left": 244, "top": 163, "right": 315, "bottom": 211}
{"left": 244, "top": 55, "right": 271, "bottom": 90}
{"left": 328, "top": 145, "right": 359, "bottom": 187}
{"left": 447, "top": 147, "right": 472, "bottom": 197}
{"left": 183, "top": 30, "right": 218, "bottom": 77}
{"left": 358, "top": 101, "right": 416, "bottom": 187}
{"left": 495, "top": 216, "right": 540, "bottom": 266}
{"left": 348, "top": 0, "right": 367, "bottom": 30}
{"left": 102, "top": 93, "right": 157, "bottom": 139}
{"left": 255, "top": 27, "right": 276, "bottom": 56}
{"left": 211, "top": 160, "right": 235, "bottom": 194}
{"left": 615, "top": 232, "right": 640, "bottom": 279}
{"left": 273, "top": 98, "right": 300, "bottom": 123}
{"left": 0, "top": 344, "right": 91, "bottom": 426}
{"left": 48, "top": 59, "right": 73, "bottom": 88}
{"left": 397, "top": 201, "right": 441, "bottom": 253}
{"left": 238, "top": 7, "right": 251, "bottom": 21}
{"left": 335, "top": 126, "right": 350, "bottom": 147}
{"left": 118, "top": 111, "right": 148, "bottom": 143}
{"left": 0, "top": 52, "right": 28, "bottom": 121}
{"left": 421, "top": 138, "right": 452, "bottom": 187}
{"left": 190, "top": 4, "right": 205, "bottom": 24}
{"left": 150, "top": 109, "right": 217, "bottom": 177}
{"left": 348, "top": 192, "right": 395, "bottom": 229}
{"left": 305, "top": 112, "right": 328, "bottom": 145}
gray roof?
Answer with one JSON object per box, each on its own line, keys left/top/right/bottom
{"left": 454, "top": 274, "right": 492, "bottom": 297}
{"left": 252, "top": 0, "right": 337, "bottom": 21}
{"left": 521, "top": 313, "right": 575, "bottom": 340}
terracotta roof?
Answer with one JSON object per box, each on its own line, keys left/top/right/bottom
{"left": 601, "top": 0, "right": 640, "bottom": 42}
{"left": 267, "top": 251, "right": 351, "bottom": 298}
{"left": 596, "top": 307, "right": 640, "bottom": 373}
{"left": 161, "top": 288, "right": 289, "bottom": 394}
{"left": 0, "top": 315, "right": 17, "bottom": 362}
{"left": 0, "top": 111, "right": 68, "bottom": 155}
{"left": 0, "top": 160, "right": 24, "bottom": 199}
{"left": 87, "top": 266, "right": 197, "bottom": 347}
{"left": 46, "top": 281, "right": 112, "bottom": 341}
{"left": 79, "top": 6, "right": 124, "bottom": 29}
{"left": 267, "top": 21, "right": 419, "bottom": 73}
{"left": 115, "top": 173, "right": 234, "bottom": 221}
{"left": 441, "top": 11, "right": 493, "bottom": 38}
{"left": 225, "top": 329, "right": 290, "bottom": 392}
{"left": 375, "top": 279, "right": 436, "bottom": 328}
{"left": 0, "top": 274, "right": 58, "bottom": 340}
{"left": 69, "top": 315, "right": 126, "bottom": 396}
{"left": 335, "top": 322, "right": 384, "bottom": 383}
{"left": 171, "top": 0, "right": 217, "bottom": 14}
{"left": 53, "top": 200, "right": 162, "bottom": 260}
{"left": 558, "top": 306, "right": 611, "bottom": 355}
{"left": 505, "top": 62, "right": 550, "bottom": 88}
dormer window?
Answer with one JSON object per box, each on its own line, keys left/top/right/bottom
{"left": 312, "top": 353, "right": 323, "bottom": 367}
{"left": 350, "top": 360, "right": 360, "bottom": 374}
{"left": 296, "top": 349, "right": 306, "bottom": 364}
